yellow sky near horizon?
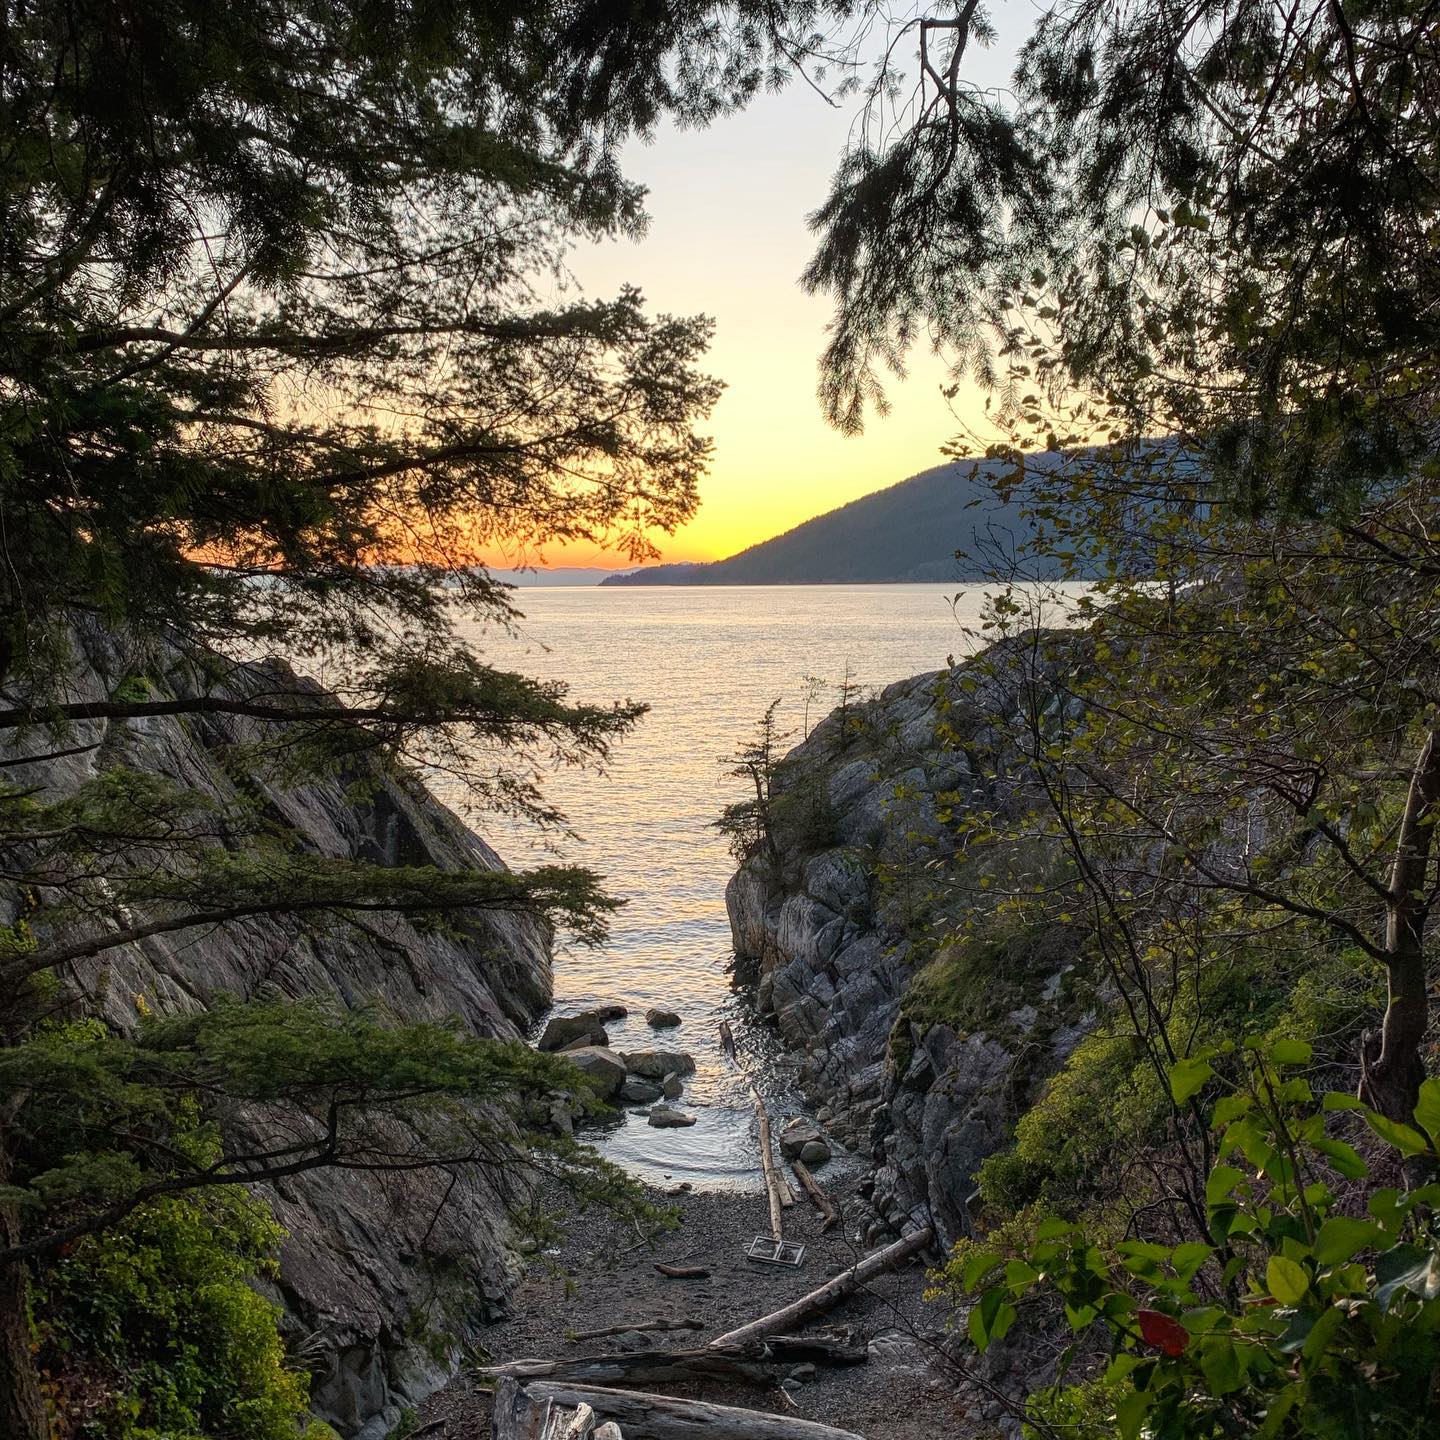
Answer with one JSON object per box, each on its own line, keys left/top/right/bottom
{"left": 475, "top": 19, "right": 1026, "bottom": 570}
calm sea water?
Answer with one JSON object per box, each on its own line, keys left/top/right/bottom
{"left": 441, "top": 584, "right": 1001, "bottom": 1189}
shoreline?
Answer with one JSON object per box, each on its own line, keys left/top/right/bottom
{"left": 418, "top": 1176, "right": 967, "bottom": 1440}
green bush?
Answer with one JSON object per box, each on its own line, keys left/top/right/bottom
{"left": 975, "top": 940, "right": 1380, "bottom": 1218}
{"left": 978, "top": 1029, "right": 1162, "bottom": 1216}
{"left": 36, "top": 1186, "right": 326, "bottom": 1440}
{"left": 953, "top": 1039, "right": 1440, "bottom": 1440}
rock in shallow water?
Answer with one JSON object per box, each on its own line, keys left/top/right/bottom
{"left": 563, "top": 1045, "right": 626, "bottom": 1098}
{"left": 538, "top": 1010, "right": 615, "bottom": 1051}
{"left": 623, "top": 1048, "right": 696, "bottom": 1079}
{"left": 619, "top": 1077, "right": 663, "bottom": 1104}
{"left": 647, "top": 1105, "right": 698, "bottom": 1128}
{"left": 660, "top": 1072, "right": 684, "bottom": 1099}
{"left": 645, "top": 1007, "right": 682, "bottom": 1028}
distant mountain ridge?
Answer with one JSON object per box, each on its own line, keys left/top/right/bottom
{"left": 600, "top": 457, "right": 1062, "bottom": 586}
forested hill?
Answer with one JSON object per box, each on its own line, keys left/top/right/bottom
{"left": 601, "top": 456, "right": 1065, "bottom": 586}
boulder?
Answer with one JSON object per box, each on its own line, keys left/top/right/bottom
{"left": 538, "top": 1011, "right": 613, "bottom": 1051}
{"left": 619, "top": 1077, "right": 663, "bottom": 1105}
{"left": 563, "top": 1045, "right": 626, "bottom": 1098}
{"left": 660, "top": 1072, "right": 684, "bottom": 1099}
{"left": 623, "top": 1049, "right": 696, "bottom": 1079}
{"left": 647, "top": 1106, "right": 698, "bottom": 1128}
{"left": 592, "top": 1004, "right": 629, "bottom": 1021}
{"left": 558, "top": 1033, "right": 605, "bottom": 1054}
{"left": 645, "top": 1007, "right": 682, "bottom": 1028}
{"left": 779, "top": 1116, "right": 830, "bottom": 1164}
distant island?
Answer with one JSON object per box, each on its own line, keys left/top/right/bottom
{"left": 600, "top": 457, "right": 1061, "bottom": 586}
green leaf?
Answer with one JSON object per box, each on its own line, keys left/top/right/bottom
{"left": 1322, "top": 1091, "right": 1364, "bottom": 1112}
{"left": 1199, "top": 1336, "right": 1243, "bottom": 1395}
{"left": 1312, "top": 1137, "right": 1368, "bottom": 1179}
{"left": 1115, "top": 1387, "right": 1151, "bottom": 1440}
{"left": 1269, "top": 1038, "right": 1313, "bottom": 1066}
{"left": 1256, "top": 1387, "right": 1300, "bottom": 1440}
{"left": 1313, "top": 1217, "right": 1382, "bottom": 1267}
{"left": 1415, "top": 1077, "right": 1440, "bottom": 1148}
{"left": 1373, "top": 1244, "right": 1440, "bottom": 1311}
{"left": 1301, "top": 1305, "right": 1346, "bottom": 1362}
{"left": 962, "top": 1249, "right": 1002, "bottom": 1291}
{"left": 1206, "top": 1164, "right": 1245, "bottom": 1207}
{"left": 1212, "top": 1094, "right": 1251, "bottom": 1126}
{"left": 1003, "top": 1258, "right": 1038, "bottom": 1289}
{"left": 968, "top": 1286, "right": 1016, "bottom": 1350}
{"left": 1266, "top": 1255, "right": 1310, "bottom": 1305}
{"left": 1172, "top": 1242, "right": 1214, "bottom": 1283}
{"left": 1365, "top": 1112, "right": 1431, "bottom": 1158}
{"left": 1170, "top": 1055, "right": 1214, "bottom": 1105}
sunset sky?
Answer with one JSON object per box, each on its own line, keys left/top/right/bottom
{"left": 511, "top": 15, "right": 1025, "bottom": 569}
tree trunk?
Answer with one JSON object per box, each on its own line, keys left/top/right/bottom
{"left": 1364, "top": 728, "right": 1440, "bottom": 1123}
{"left": 0, "top": 1144, "right": 46, "bottom": 1440}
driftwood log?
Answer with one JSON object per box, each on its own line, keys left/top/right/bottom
{"left": 751, "top": 1087, "right": 789, "bottom": 1235}
{"left": 653, "top": 1263, "right": 710, "bottom": 1279}
{"left": 482, "top": 1339, "right": 867, "bottom": 1391}
{"left": 491, "top": 1377, "right": 867, "bottom": 1440}
{"left": 789, "top": 1160, "right": 839, "bottom": 1232}
{"left": 482, "top": 1348, "right": 774, "bottom": 1389}
{"left": 718, "top": 1019, "right": 796, "bottom": 1218}
{"left": 710, "top": 1227, "right": 936, "bottom": 1348}
{"left": 569, "top": 1319, "right": 703, "bottom": 1342}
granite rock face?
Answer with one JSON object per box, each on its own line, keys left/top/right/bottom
{"left": 726, "top": 636, "right": 1094, "bottom": 1245}
{"left": 1, "top": 624, "right": 556, "bottom": 1439}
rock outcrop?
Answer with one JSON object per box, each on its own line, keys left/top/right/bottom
{"left": 2, "top": 625, "right": 557, "bottom": 1438}
{"left": 726, "top": 637, "right": 1095, "bottom": 1245}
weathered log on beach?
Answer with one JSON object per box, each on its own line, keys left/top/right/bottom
{"left": 750, "top": 1085, "right": 790, "bottom": 1233}
{"left": 709, "top": 1227, "right": 936, "bottom": 1349}
{"left": 789, "top": 1160, "right": 839, "bottom": 1231}
{"left": 569, "top": 1319, "right": 704, "bottom": 1342}
{"left": 491, "top": 1377, "right": 869, "bottom": 1440}
{"left": 653, "top": 1263, "right": 710, "bottom": 1279}
{"left": 753, "top": 1336, "right": 866, "bottom": 1366}
{"left": 483, "top": 1339, "right": 867, "bottom": 1390}
{"left": 482, "top": 1348, "right": 773, "bottom": 1389}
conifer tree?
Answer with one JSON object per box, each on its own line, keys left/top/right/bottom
{"left": 0, "top": 2, "right": 851, "bottom": 1431}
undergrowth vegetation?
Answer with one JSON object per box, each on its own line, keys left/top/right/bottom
{"left": 34, "top": 1187, "right": 323, "bottom": 1440}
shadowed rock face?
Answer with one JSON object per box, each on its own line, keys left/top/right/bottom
{"left": 726, "top": 636, "right": 1095, "bottom": 1247}
{"left": 1, "top": 624, "right": 555, "bottom": 1439}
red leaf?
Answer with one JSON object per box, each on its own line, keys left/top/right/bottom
{"left": 1137, "top": 1308, "right": 1189, "bottom": 1357}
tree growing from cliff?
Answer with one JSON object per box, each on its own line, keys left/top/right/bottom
{"left": 0, "top": 1, "right": 856, "bottom": 1432}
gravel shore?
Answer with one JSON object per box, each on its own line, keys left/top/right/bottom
{"left": 416, "top": 1173, "right": 969, "bottom": 1440}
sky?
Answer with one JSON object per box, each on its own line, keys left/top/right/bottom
{"left": 508, "top": 8, "right": 1029, "bottom": 569}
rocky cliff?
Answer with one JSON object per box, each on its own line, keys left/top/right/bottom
{"left": 726, "top": 637, "right": 1096, "bottom": 1247}
{"left": 2, "top": 625, "right": 555, "bottom": 1438}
